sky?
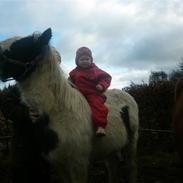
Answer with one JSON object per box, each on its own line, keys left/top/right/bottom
{"left": 0, "top": 0, "right": 183, "bottom": 89}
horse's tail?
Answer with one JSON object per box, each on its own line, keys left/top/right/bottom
{"left": 120, "top": 105, "right": 138, "bottom": 183}
{"left": 121, "top": 105, "right": 131, "bottom": 135}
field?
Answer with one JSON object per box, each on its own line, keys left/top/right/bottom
{"left": 89, "top": 130, "right": 181, "bottom": 183}
{"left": 0, "top": 128, "right": 181, "bottom": 183}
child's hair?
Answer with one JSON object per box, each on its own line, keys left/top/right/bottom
{"left": 75, "top": 47, "right": 93, "bottom": 65}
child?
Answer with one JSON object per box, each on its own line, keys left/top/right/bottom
{"left": 69, "top": 47, "right": 112, "bottom": 136}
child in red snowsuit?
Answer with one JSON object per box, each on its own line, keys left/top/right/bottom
{"left": 69, "top": 47, "right": 112, "bottom": 136}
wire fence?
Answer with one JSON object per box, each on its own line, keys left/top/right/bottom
{"left": 0, "top": 123, "right": 175, "bottom": 153}
{"left": 139, "top": 128, "right": 174, "bottom": 134}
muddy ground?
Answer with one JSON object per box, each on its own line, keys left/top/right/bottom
{"left": 0, "top": 130, "right": 181, "bottom": 183}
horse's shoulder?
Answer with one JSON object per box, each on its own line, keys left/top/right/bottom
{"left": 106, "top": 88, "right": 133, "bottom": 99}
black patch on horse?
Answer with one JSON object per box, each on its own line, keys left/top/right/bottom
{"left": 32, "top": 112, "right": 59, "bottom": 154}
{"left": 4, "top": 28, "right": 52, "bottom": 63}
{"left": 12, "top": 105, "right": 58, "bottom": 183}
{"left": 6, "top": 36, "right": 41, "bottom": 62}
{"left": 0, "top": 28, "right": 52, "bottom": 82}
{"left": 0, "top": 85, "right": 58, "bottom": 183}
{"left": 120, "top": 105, "right": 132, "bottom": 136}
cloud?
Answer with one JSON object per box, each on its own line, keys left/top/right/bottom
{"left": 0, "top": 0, "right": 183, "bottom": 88}
{"left": 109, "top": 68, "right": 150, "bottom": 89}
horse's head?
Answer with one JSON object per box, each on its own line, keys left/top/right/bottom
{"left": 0, "top": 28, "right": 52, "bottom": 82}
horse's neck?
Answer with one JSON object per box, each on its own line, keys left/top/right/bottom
{"left": 18, "top": 71, "right": 51, "bottom": 111}
{"left": 18, "top": 52, "right": 87, "bottom": 113}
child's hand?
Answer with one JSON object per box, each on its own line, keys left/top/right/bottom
{"left": 96, "top": 84, "right": 103, "bottom": 91}
{"left": 68, "top": 78, "right": 78, "bottom": 89}
{"left": 70, "top": 82, "right": 78, "bottom": 89}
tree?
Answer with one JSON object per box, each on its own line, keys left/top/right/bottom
{"left": 149, "top": 71, "right": 168, "bottom": 84}
{"left": 169, "top": 60, "right": 183, "bottom": 81}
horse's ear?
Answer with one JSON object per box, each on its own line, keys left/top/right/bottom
{"left": 38, "top": 28, "right": 52, "bottom": 46}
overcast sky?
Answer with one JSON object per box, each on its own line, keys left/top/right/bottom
{"left": 0, "top": 0, "right": 183, "bottom": 89}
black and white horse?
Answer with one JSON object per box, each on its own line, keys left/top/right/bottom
{"left": 0, "top": 28, "right": 139, "bottom": 183}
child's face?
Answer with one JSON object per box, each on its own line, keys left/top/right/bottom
{"left": 78, "top": 55, "right": 92, "bottom": 68}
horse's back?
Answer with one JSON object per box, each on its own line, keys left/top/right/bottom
{"left": 106, "top": 89, "right": 139, "bottom": 128}
{"left": 106, "top": 89, "right": 138, "bottom": 112}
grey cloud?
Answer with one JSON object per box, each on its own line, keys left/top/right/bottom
{"left": 122, "top": 27, "right": 183, "bottom": 68}
{"left": 1, "top": 0, "right": 183, "bottom": 88}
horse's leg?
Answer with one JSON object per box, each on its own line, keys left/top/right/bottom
{"left": 51, "top": 158, "right": 89, "bottom": 183}
{"left": 70, "top": 161, "right": 89, "bottom": 183}
{"left": 125, "top": 129, "right": 138, "bottom": 183}
{"left": 120, "top": 105, "right": 138, "bottom": 183}
{"left": 104, "top": 152, "right": 121, "bottom": 183}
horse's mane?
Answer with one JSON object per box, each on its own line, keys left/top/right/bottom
{"left": 40, "top": 46, "right": 91, "bottom": 117}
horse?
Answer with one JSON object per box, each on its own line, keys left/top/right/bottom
{"left": 0, "top": 28, "right": 139, "bottom": 183}
{"left": 173, "top": 76, "right": 183, "bottom": 179}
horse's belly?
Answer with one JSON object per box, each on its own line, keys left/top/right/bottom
{"left": 91, "top": 127, "right": 128, "bottom": 160}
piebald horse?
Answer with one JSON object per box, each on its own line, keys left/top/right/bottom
{"left": 0, "top": 28, "right": 139, "bottom": 183}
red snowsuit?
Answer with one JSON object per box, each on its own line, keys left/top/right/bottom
{"left": 69, "top": 63, "right": 112, "bottom": 128}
